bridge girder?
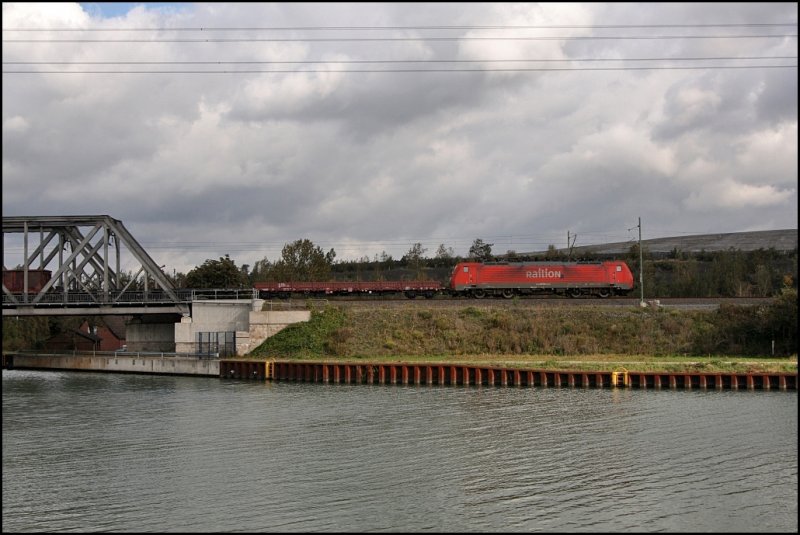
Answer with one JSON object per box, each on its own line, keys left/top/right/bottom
{"left": 3, "top": 215, "right": 189, "bottom": 315}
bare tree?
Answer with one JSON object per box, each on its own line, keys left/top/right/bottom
{"left": 404, "top": 242, "right": 428, "bottom": 278}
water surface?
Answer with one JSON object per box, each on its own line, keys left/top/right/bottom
{"left": 2, "top": 370, "right": 797, "bottom": 532}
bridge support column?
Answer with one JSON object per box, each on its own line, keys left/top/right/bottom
{"left": 127, "top": 315, "right": 178, "bottom": 352}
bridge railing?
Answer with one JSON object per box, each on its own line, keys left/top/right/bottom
{"left": 189, "top": 289, "right": 259, "bottom": 301}
{"left": 3, "top": 288, "right": 259, "bottom": 307}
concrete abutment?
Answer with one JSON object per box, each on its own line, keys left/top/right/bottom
{"left": 123, "top": 299, "right": 310, "bottom": 355}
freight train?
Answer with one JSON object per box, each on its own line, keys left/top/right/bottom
{"left": 4, "top": 261, "right": 634, "bottom": 300}
{"left": 254, "top": 260, "right": 634, "bottom": 299}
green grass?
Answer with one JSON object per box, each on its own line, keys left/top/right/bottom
{"left": 247, "top": 301, "right": 797, "bottom": 374}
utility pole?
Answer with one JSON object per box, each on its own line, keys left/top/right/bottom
{"left": 637, "top": 217, "right": 644, "bottom": 306}
{"left": 629, "top": 217, "right": 644, "bottom": 306}
{"left": 567, "top": 231, "right": 576, "bottom": 261}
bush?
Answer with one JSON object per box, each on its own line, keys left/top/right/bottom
{"left": 689, "top": 291, "right": 798, "bottom": 356}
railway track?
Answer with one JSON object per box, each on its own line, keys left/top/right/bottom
{"left": 263, "top": 297, "right": 773, "bottom": 311}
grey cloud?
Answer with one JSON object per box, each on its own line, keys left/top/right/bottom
{"left": 755, "top": 67, "right": 799, "bottom": 125}
{"left": 3, "top": 2, "right": 797, "bottom": 273}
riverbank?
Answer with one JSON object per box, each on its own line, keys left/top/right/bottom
{"left": 247, "top": 298, "right": 798, "bottom": 374}
{"left": 3, "top": 350, "right": 795, "bottom": 378}
{"left": 246, "top": 353, "right": 796, "bottom": 375}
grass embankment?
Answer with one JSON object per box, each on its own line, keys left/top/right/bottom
{"left": 247, "top": 300, "right": 798, "bottom": 374}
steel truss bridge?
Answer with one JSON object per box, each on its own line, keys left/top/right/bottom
{"left": 3, "top": 215, "right": 255, "bottom": 316}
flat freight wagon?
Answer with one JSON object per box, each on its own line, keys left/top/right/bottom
{"left": 254, "top": 280, "right": 443, "bottom": 299}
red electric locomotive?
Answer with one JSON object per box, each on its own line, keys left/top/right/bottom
{"left": 448, "top": 260, "right": 634, "bottom": 298}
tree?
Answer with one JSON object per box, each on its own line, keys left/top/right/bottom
{"left": 185, "top": 255, "right": 249, "bottom": 288}
{"left": 403, "top": 243, "right": 427, "bottom": 263}
{"left": 403, "top": 242, "right": 428, "bottom": 278}
{"left": 2, "top": 316, "right": 51, "bottom": 351}
{"left": 249, "top": 256, "right": 273, "bottom": 283}
{"left": 117, "top": 269, "right": 144, "bottom": 290}
{"left": 754, "top": 264, "right": 773, "bottom": 297}
{"left": 545, "top": 244, "right": 560, "bottom": 260}
{"left": 433, "top": 243, "right": 454, "bottom": 264}
{"left": 767, "top": 285, "right": 798, "bottom": 354}
{"left": 469, "top": 239, "right": 493, "bottom": 261}
{"left": 272, "top": 239, "right": 332, "bottom": 281}
{"left": 325, "top": 248, "right": 337, "bottom": 265}
{"left": 435, "top": 243, "right": 454, "bottom": 260}
{"left": 168, "top": 270, "right": 187, "bottom": 288}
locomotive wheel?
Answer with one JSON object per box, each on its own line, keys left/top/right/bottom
{"left": 501, "top": 289, "right": 514, "bottom": 299}
{"left": 473, "top": 289, "right": 486, "bottom": 299}
{"left": 405, "top": 291, "right": 417, "bottom": 299}
{"left": 569, "top": 288, "right": 582, "bottom": 298}
{"left": 597, "top": 289, "right": 611, "bottom": 298}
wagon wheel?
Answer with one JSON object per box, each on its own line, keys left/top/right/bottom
{"left": 597, "top": 289, "right": 611, "bottom": 298}
{"left": 472, "top": 289, "right": 486, "bottom": 299}
{"left": 501, "top": 289, "right": 514, "bottom": 299}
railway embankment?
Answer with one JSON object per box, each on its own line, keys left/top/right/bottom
{"left": 3, "top": 290, "right": 795, "bottom": 380}
{"left": 248, "top": 290, "right": 797, "bottom": 375}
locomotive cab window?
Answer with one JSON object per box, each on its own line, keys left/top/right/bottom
{"left": 463, "top": 267, "right": 469, "bottom": 272}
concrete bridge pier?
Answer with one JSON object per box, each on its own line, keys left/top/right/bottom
{"left": 126, "top": 313, "right": 182, "bottom": 352}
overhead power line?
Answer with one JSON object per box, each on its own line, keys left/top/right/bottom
{"left": 3, "top": 23, "right": 796, "bottom": 31}
{"left": 3, "top": 23, "right": 795, "bottom": 74}
{"left": 3, "top": 34, "right": 797, "bottom": 43}
{"left": 4, "top": 56, "right": 795, "bottom": 65}
{"left": 3, "top": 62, "right": 797, "bottom": 74}
{"left": 4, "top": 66, "right": 795, "bottom": 74}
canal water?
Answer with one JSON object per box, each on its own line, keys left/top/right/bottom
{"left": 2, "top": 370, "right": 797, "bottom": 533}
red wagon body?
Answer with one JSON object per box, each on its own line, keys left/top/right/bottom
{"left": 2, "top": 269, "right": 52, "bottom": 293}
{"left": 254, "top": 280, "right": 443, "bottom": 298}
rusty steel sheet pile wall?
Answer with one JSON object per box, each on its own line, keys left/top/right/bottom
{"left": 219, "top": 360, "right": 797, "bottom": 391}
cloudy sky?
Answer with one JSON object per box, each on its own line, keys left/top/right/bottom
{"left": 2, "top": 2, "right": 797, "bottom": 274}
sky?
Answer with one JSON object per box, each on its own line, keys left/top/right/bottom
{"left": 2, "top": 2, "right": 798, "bottom": 275}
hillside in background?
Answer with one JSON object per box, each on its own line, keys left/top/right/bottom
{"left": 327, "top": 229, "right": 797, "bottom": 298}
{"left": 529, "top": 229, "right": 797, "bottom": 259}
